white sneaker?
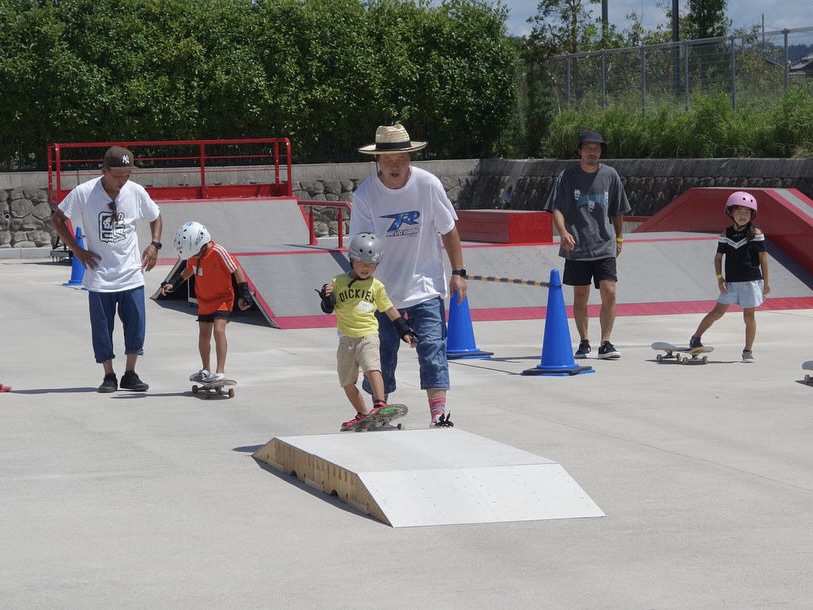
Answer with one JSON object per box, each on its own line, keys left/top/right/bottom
{"left": 202, "top": 372, "right": 226, "bottom": 382}
{"left": 190, "top": 369, "right": 210, "bottom": 382}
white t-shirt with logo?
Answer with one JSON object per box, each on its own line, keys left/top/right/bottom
{"left": 58, "top": 177, "right": 160, "bottom": 292}
{"left": 350, "top": 166, "right": 457, "bottom": 310}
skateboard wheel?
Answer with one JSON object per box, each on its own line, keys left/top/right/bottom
{"left": 702, "top": 356, "right": 708, "bottom": 364}
{"left": 674, "top": 353, "right": 681, "bottom": 362}
{"left": 656, "top": 354, "right": 663, "bottom": 362}
{"left": 806, "top": 374, "right": 811, "bottom": 383}
{"left": 228, "top": 388, "right": 235, "bottom": 398}
{"left": 192, "top": 385, "right": 199, "bottom": 394}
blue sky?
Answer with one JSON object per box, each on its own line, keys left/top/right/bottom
{"left": 502, "top": 0, "right": 813, "bottom": 38}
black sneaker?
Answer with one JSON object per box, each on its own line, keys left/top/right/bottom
{"left": 98, "top": 373, "right": 118, "bottom": 393}
{"left": 598, "top": 341, "right": 621, "bottom": 359}
{"left": 120, "top": 370, "right": 149, "bottom": 392}
{"left": 574, "top": 340, "right": 591, "bottom": 359}
{"left": 689, "top": 336, "right": 703, "bottom": 349}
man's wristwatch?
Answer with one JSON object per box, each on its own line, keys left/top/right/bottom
{"left": 151, "top": 240, "right": 162, "bottom": 250}
{"left": 451, "top": 268, "right": 467, "bottom": 279}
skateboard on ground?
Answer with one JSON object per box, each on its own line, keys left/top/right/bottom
{"left": 651, "top": 342, "right": 714, "bottom": 364}
{"left": 346, "top": 404, "right": 408, "bottom": 432}
{"left": 192, "top": 378, "right": 237, "bottom": 399}
{"left": 803, "top": 361, "right": 813, "bottom": 384}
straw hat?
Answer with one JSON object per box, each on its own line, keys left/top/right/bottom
{"left": 358, "top": 124, "right": 428, "bottom": 155}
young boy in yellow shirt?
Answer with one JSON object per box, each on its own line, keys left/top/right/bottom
{"left": 318, "top": 233, "right": 417, "bottom": 431}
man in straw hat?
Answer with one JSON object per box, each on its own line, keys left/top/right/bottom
{"left": 544, "top": 129, "right": 631, "bottom": 360}
{"left": 52, "top": 145, "right": 163, "bottom": 393}
{"left": 350, "top": 123, "right": 467, "bottom": 427}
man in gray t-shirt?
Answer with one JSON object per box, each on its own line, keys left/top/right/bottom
{"left": 544, "top": 130, "right": 631, "bottom": 360}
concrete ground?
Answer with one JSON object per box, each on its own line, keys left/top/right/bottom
{"left": 2, "top": 254, "right": 813, "bottom": 609}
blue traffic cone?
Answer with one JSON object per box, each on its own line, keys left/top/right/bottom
{"left": 446, "top": 290, "right": 493, "bottom": 360}
{"left": 65, "top": 226, "right": 85, "bottom": 287}
{"left": 522, "top": 269, "right": 594, "bottom": 376}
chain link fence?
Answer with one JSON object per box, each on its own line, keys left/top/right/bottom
{"left": 543, "top": 26, "right": 813, "bottom": 114}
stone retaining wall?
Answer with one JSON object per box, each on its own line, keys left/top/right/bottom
{"left": 3, "top": 158, "right": 812, "bottom": 247}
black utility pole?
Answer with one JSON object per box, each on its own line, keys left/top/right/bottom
{"left": 672, "top": 0, "right": 681, "bottom": 96}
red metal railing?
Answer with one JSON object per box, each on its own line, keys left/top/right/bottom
{"left": 47, "top": 138, "right": 292, "bottom": 205}
{"left": 297, "top": 200, "right": 352, "bottom": 248}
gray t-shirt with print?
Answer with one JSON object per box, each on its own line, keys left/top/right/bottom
{"left": 544, "top": 163, "right": 631, "bottom": 260}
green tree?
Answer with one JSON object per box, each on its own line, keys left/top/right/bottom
{"left": 685, "top": 0, "right": 730, "bottom": 39}
{"left": 527, "top": 0, "right": 601, "bottom": 56}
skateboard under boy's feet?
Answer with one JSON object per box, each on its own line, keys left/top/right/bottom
{"left": 345, "top": 404, "right": 408, "bottom": 432}
{"left": 192, "top": 378, "right": 237, "bottom": 399}
{"left": 651, "top": 341, "right": 714, "bottom": 364}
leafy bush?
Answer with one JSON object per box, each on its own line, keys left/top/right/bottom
{"left": 543, "top": 90, "right": 813, "bottom": 159}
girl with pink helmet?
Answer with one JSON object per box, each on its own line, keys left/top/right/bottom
{"left": 689, "top": 191, "right": 770, "bottom": 362}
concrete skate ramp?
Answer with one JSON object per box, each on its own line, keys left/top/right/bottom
{"left": 138, "top": 197, "right": 305, "bottom": 251}
{"left": 635, "top": 187, "right": 813, "bottom": 275}
{"left": 458, "top": 233, "right": 813, "bottom": 321}
{"left": 253, "top": 429, "right": 604, "bottom": 527}
{"left": 146, "top": 193, "right": 813, "bottom": 329}
{"left": 226, "top": 230, "right": 813, "bottom": 329}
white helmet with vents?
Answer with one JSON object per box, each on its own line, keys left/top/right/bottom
{"left": 174, "top": 221, "right": 211, "bottom": 259}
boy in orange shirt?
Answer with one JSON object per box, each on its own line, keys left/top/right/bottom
{"left": 161, "top": 221, "right": 252, "bottom": 382}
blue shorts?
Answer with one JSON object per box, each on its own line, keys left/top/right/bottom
{"left": 363, "top": 297, "right": 449, "bottom": 395}
{"left": 718, "top": 280, "right": 765, "bottom": 309}
{"left": 88, "top": 286, "right": 146, "bottom": 364}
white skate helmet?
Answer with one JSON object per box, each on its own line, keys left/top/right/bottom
{"left": 348, "top": 232, "right": 383, "bottom": 264}
{"left": 174, "top": 221, "right": 211, "bottom": 259}
{"left": 725, "top": 191, "right": 757, "bottom": 219}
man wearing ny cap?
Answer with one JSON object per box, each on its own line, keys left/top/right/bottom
{"left": 544, "top": 130, "right": 631, "bottom": 360}
{"left": 350, "top": 124, "right": 466, "bottom": 427}
{"left": 52, "top": 146, "right": 163, "bottom": 393}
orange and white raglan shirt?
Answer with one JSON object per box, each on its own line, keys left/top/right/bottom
{"left": 185, "top": 241, "right": 238, "bottom": 315}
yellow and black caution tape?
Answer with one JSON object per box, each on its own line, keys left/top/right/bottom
{"left": 467, "top": 274, "right": 550, "bottom": 288}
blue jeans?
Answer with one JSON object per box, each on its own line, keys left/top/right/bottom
{"left": 363, "top": 297, "right": 449, "bottom": 395}
{"left": 88, "top": 287, "right": 146, "bottom": 364}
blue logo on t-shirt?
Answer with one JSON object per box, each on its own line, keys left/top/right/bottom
{"left": 381, "top": 211, "right": 421, "bottom": 237}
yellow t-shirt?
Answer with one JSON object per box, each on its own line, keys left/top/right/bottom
{"left": 331, "top": 274, "right": 393, "bottom": 338}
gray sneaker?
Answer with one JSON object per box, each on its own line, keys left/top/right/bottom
{"left": 742, "top": 350, "right": 754, "bottom": 363}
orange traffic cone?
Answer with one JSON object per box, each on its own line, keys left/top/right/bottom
{"left": 522, "top": 269, "right": 593, "bottom": 376}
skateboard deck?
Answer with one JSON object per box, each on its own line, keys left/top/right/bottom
{"left": 803, "top": 361, "right": 813, "bottom": 384}
{"left": 191, "top": 378, "right": 237, "bottom": 399}
{"left": 652, "top": 342, "right": 714, "bottom": 364}
{"left": 345, "top": 404, "right": 408, "bottom": 432}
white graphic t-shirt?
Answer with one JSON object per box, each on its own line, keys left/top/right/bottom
{"left": 350, "top": 166, "right": 457, "bottom": 310}
{"left": 58, "top": 177, "right": 160, "bottom": 292}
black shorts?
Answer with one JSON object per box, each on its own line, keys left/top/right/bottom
{"left": 563, "top": 258, "right": 618, "bottom": 288}
{"left": 197, "top": 310, "right": 231, "bottom": 323}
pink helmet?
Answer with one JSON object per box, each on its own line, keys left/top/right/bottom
{"left": 725, "top": 191, "right": 757, "bottom": 218}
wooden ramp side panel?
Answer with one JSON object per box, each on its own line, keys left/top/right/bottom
{"left": 252, "top": 438, "right": 389, "bottom": 525}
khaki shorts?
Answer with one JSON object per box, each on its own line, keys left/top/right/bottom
{"left": 337, "top": 334, "right": 381, "bottom": 387}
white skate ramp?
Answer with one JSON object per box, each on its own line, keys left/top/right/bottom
{"left": 253, "top": 429, "right": 604, "bottom": 527}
